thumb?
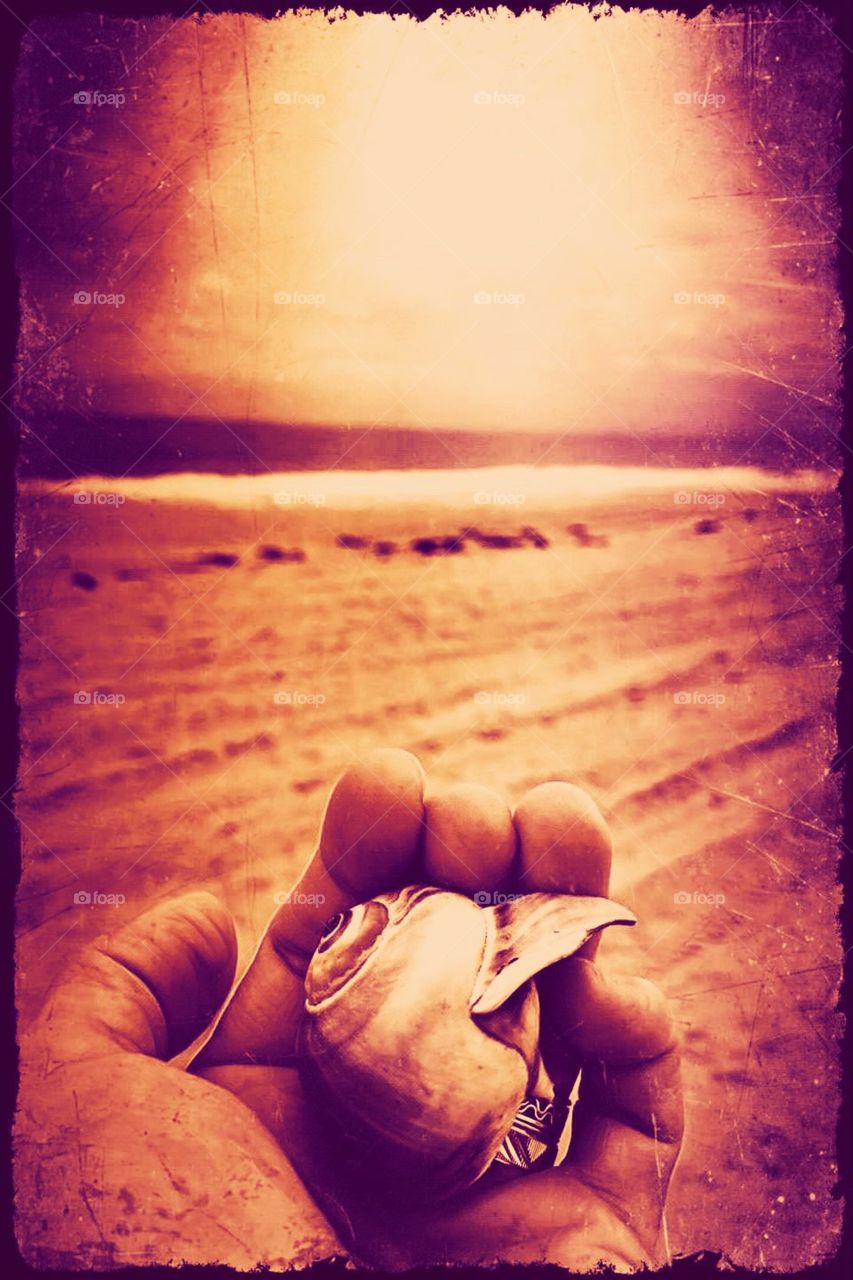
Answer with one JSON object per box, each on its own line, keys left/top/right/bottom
{"left": 35, "top": 892, "right": 238, "bottom": 1060}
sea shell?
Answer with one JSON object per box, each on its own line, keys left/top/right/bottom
{"left": 301, "top": 885, "right": 635, "bottom": 1200}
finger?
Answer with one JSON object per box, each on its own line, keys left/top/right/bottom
{"left": 272, "top": 747, "right": 426, "bottom": 965}
{"left": 423, "top": 783, "right": 516, "bottom": 894}
{"left": 561, "top": 959, "right": 682, "bottom": 1244}
{"left": 194, "top": 748, "right": 425, "bottom": 1069}
{"left": 513, "top": 781, "right": 612, "bottom": 900}
{"left": 37, "top": 892, "right": 237, "bottom": 1060}
{"left": 548, "top": 958, "right": 677, "bottom": 1065}
{"left": 513, "top": 782, "right": 612, "bottom": 1086}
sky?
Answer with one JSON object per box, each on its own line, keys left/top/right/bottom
{"left": 15, "top": 5, "right": 842, "bottom": 437}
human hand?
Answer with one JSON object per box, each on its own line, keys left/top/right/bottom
{"left": 193, "top": 748, "right": 683, "bottom": 1269}
{"left": 14, "top": 892, "right": 342, "bottom": 1268}
{"left": 16, "top": 748, "right": 681, "bottom": 1270}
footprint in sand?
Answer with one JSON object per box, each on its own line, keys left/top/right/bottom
{"left": 71, "top": 571, "right": 98, "bottom": 591}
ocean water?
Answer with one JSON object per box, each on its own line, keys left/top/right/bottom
{"left": 24, "top": 462, "right": 835, "bottom": 510}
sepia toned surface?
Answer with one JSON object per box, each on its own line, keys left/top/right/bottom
{"left": 12, "top": 3, "right": 843, "bottom": 1271}
{"left": 16, "top": 466, "right": 842, "bottom": 1266}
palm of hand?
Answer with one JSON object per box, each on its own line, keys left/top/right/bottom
{"left": 194, "top": 750, "right": 682, "bottom": 1267}
{"left": 18, "top": 750, "right": 682, "bottom": 1270}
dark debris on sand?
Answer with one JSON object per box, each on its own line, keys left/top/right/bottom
{"left": 196, "top": 551, "right": 240, "bottom": 568}
{"left": 410, "top": 535, "right": 466, "bottom": 556}
{"left": 333, "top": 523, "right": 605, "bottom": 558}
{"left": 567, "top": 522, "right": 609, "bottom": 548}
{"left": 257, "top": 545, "right": 306, "bottom": 563}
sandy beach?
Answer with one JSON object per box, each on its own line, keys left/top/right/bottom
{"left": 15, "top": 462, "right": 842, "bottom": 1268}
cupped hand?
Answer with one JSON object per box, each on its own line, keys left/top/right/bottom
{"left": 15, "top": 891, "right": 341, "bottom": 1268}
{"left": 17, "top": 749, "right": 682, "bottom": 1270}
{"left": 194, "top": 747, "right": 683, "bottom": 1268}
